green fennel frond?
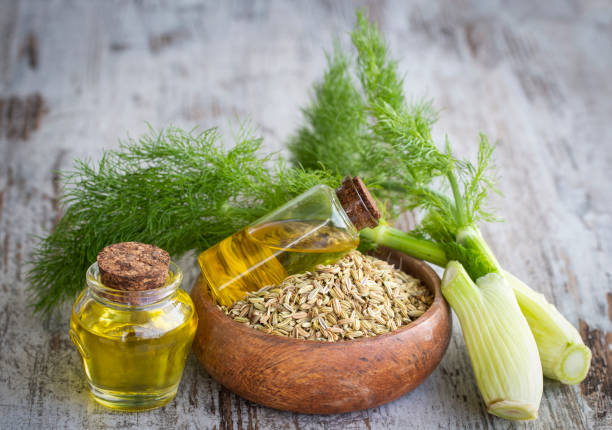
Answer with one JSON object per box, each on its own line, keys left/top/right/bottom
{"left": 368, "top": 101, "right": 448, "bottom": 186}
{"left": 290, "top": 10, "right": 500, "bottom": 270}
{"left": 351, "top": 11, "right": 405, "bottom": 111}
{"left": 28, "top": 126, "right": 340, "bottom": 315}
{"left": 289, "top": 44, "right": 370, "bottom": 176}
{"left": 290, "top": 11, "right": 446, "bottom": 216}
{"left": 461, "top": 134, "right": 501, "bottom": 225}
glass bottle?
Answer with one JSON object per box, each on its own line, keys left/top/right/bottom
{"left": 70, "top": 243, "right": 197, "bottom": 411}
{"left": 199, "top": 176, "right": 380, "bottom": 306}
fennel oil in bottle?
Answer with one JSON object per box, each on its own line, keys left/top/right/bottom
{"left": 199, "top": 177, "right": 380, "bottom": 306}
{"left": 70, "top": 242, "right": 197, "bottom": 411}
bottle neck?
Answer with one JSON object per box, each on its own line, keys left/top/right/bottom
{"left": 86, "top": 261, "right": 182, "bottom": 307}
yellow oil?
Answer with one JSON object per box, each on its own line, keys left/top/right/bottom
{"left": 70, "top": 288, "right": 197, "bottom": 411}
{"left": 199, "top": 219, "right": 359, "bottom": 306}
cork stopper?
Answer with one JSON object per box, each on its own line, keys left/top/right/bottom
{"left": 335, "top": 176, "right": 381, "bottom": 230}
{"left": 97, "top": 242, "right": 170, "bottom": 291}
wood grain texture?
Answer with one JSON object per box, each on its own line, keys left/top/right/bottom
{"left": 0, "top": 0, "right": 610, "bottom": 428}
{"left": 190, "top": 249, "right": 451, "bottom": 414}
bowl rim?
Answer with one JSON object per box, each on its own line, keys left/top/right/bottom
{"left": 195, "top": 249, "right": 447, "bottom": 347}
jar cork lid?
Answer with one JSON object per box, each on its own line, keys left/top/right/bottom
{"left": 335, "top": 176, "right": 381, "bottom": 230}
{"left": 97, "top": 242, "right": 170, "bottom": 291}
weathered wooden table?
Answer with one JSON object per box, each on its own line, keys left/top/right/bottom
{"left": 1, "top": 1, "right": 610, "bottom": 428}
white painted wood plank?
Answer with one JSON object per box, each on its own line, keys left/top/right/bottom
{"left": 1, "top": 0, "right": 610, "bottom": 429}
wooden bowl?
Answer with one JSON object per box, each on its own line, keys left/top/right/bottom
{"left": 190, "top": 249, "right": 452, "bottom": 414}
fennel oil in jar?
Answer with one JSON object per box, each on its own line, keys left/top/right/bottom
{"left": 70, "top": 242, "right": 197, "bottom": 411}
{"left": 199, "top": 177, "right": 380, "bottom": 306}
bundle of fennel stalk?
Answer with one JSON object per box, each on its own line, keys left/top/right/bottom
{"left": 28, "top": 11, "right": 590, "bottom": 422}
{"left": 290, "top": 12, "right": 591, "bottom": 420}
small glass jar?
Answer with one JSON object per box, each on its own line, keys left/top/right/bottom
{"left": 70, "top": 261, "right": 197, "bottom": 411}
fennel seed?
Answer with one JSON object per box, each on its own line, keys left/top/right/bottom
{"left": 219, "top": 251, "right": 433, "bottom": 341}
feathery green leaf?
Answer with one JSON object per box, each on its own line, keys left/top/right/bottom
{"left": 28, "top": 126, "right": 340, "bottom": 314}
{"left": 289, "top": 10, "right": 499, "bottom": 279}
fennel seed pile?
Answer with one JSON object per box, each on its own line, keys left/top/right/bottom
{"left": 219, "top": 251, "right": 433, "bottom": 341}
